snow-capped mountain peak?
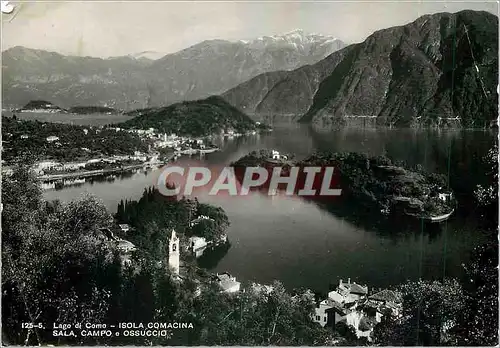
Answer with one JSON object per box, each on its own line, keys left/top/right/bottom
{"left": 248, "top": 29, "right": 343, "bottom": 54}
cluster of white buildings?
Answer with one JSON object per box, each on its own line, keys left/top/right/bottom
{"left": 108, "top": 127, "right": 199, "bottom": 151}
{"left": 155, "top": 133, "right": 182, "bottom": 148}
{"left": 313, "top": 279, "right": 402, "bottom": 341}
{"left": 271, "top": 150, "right": 288, "bottom": 161}
{"left": 32, "top": 151, "right": 152, "bottom": 175}
{"left": 155, "top": 134, "right": 210, "bottom": 154}
{"left": 108, "top": 127, "right": 157, "bottom": 138}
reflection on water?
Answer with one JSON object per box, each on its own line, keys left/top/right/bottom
{"left": 43, "top": 124, "right": 496, "bottom": 291}
{"left": 197, "top": 242, "right": 232, "bottom": 270}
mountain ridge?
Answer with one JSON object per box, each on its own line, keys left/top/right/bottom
{"left": 222, "top": 10, "right": 498, "bottom": 127}
{"left": 2, "top": 30, "right": 345, "bottom": 110}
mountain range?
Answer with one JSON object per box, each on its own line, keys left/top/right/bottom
{"left": 2, "top": 30, "right": 345, "bottom": 111}
{"left": 223, "top": 10, "right": 498, "bottom": 127}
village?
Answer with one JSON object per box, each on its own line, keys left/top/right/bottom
{"left": 2, "top": 125, "right": 248, "bottom": 180}
{"left": 108, "top": 211, "right": 403, "bottom": 343}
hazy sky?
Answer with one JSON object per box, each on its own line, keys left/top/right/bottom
{"left": 1, "top": 1, "right": 498, "bottom": 58}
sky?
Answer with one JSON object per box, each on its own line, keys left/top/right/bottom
{"left": 1, "top": 1, "right": 498, "bottom": 58}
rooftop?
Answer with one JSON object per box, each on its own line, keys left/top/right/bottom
{"left": 369, "top": 289, "right": 402, "bottom": 303}
{"left": 339, "top": 280, "right": 368, "bottom": 295}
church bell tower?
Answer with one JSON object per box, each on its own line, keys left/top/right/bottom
{"left": 168, "top": 229, "right": 180, "bottom": 276}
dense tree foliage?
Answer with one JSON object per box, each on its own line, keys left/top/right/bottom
{"left": 233, "top": 150, "right": 455, "bottom": 217}
{"left": 175, "top": 281, "right": 335, "bottom": 345}
{"left": 122, "top": 96, "right": 257, "bottom": 137}
{"left": 456, "top": 237, "right": 499, "bottom": 346}
{"left": 372, "top": 279, "right": 465, "bottom": 346}
{"left": 474, "top": 144, "right": 498, "bottom": 223}
{"left": 67, "top": 106, "right": 118, "bottom": 114}
{"left": 190, "top": 203, "right": 230, "bottom": 242}
{"left": 371, "top": 167, "right": 498, "bottom": 347}
{"left": 2, "top": 166, "right": 336, "bottom": 345}
{"left": 116, "top": 189, "right": 230, "bottom": 252}
{"left": 19, "top": 100, "right": 64, "bottom": 112}
{"left": 2, "top": 116, "right": 148, "bottom": 164}
{"left": 2, "top": 167, "right": 124, "bottom": 345}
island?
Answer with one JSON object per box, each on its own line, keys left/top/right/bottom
{"left": 231, "top": 150, "right": 456, "bottom": 222}
{"left": 15, "top": 100, "right": 67, "bottom": 113}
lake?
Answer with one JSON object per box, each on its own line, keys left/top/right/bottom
{"left": 3, "top": 111, "right": 133, "bottom": 126}
{"left": 43, "top": 123, "right": 496, "bottom": 292}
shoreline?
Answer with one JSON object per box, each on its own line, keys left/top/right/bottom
{"left": 38, "top": 163, "right": 148, "bottom": 182}
{"left": 37, "top": 152, "right": 177, "bottom": 182}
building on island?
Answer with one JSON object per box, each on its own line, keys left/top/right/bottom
{"left": 119, "top": 224, "right": 131, "bottom": 233}
{"left": 271, "top": 150, "right": 288, "bottom": 161}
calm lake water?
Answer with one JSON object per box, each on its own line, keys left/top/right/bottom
{"left": 43, "top": 123, "right": 496, "bottom": 292}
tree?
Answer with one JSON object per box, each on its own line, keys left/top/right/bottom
{"left": 191, "top": 219, "right": 220, "bottom": 241}
{"left": 174, "top": 281, "right": 334, "bottom": 346}
{"left": 372, "top": 279, "right": 465, "bottom": 346}
{"left": 474, "top": 144, "right": 498, "bottom": 223}
{"left": 2, "top": 167, "right": 123, "bottom": 345}
{"left": 195, "top": 203, "right": 230, "bottom": 241}
{"left": 334, "top": 321, "right": 359, "bottom": 345}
